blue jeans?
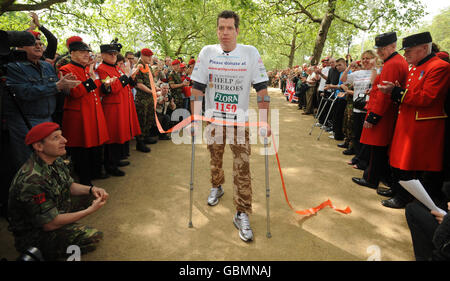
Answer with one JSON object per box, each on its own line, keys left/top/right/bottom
{"left": 7, "top": 114, "right": 52, "bottom": 172}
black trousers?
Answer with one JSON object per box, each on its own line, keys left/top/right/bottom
{"left": 68, "top": 146, "right": 103, "bottom": 186}
{"left": 363, "top": 145, "right": 390, "bottom": 185}
{"left": 405, "top": 201, "right": 439, "bottom": 261}
{"left": 391, "top": 169, "right": 446, "bottom": 205}
{"left": 352, "top": 111, "right": 366, "bottom": 155}
{"left": 332, "top": 98, "right": 347, "bottom": 140}
{"left": 122, "top": 141, "right": 130, "bottom": 159}
{"left": 104, "top": 143, "right": 123, "bottom": 170}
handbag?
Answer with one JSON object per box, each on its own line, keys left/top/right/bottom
{"left": 353, "top": 94, "right": 367, "bottom": 110}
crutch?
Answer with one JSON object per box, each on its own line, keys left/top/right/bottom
{"left": 261, "top": 129, "right": 272, "bottom": 238}
{"left": 188, "top": 133, "right": 195, "bottom": 228}
{"left": 308, "top": 95, "right": 327, "bottom": 135}
{"left": 317, "top": 93, "right": 337, "bottom": 140}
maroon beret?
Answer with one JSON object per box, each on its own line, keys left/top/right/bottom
{"left": 25, "top": 122, "right": 60, "bottom": 145}
{"left": 171, "top": 59, "right": 180, "bottom": 65}
{"left": 141, "top": 48, "right": 153, "bottom": 56}
{"left": 188, "top": 59, "right": 195, "bottom": 65}
{"left": 28, "top": 30, "right": 41, "bottom": 40}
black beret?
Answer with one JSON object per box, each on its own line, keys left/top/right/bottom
{"left": 69, "top": 41, "right": 91, "bottom": 52}
{"left": 400, "top": 32, "right": 433, "bottom": 50}
{"left": 374, "top": 32, "right": 397, "bottom": 48}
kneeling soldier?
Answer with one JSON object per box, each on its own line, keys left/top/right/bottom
{"left": 8, "top": 122, "right": 108, "bottom": 260}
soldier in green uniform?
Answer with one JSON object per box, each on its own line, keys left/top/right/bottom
{"left": 168, "top": 59, "right": 189, "bottom": 113}
{"left": 8, "top": 122, "right": 108, "bottom": 260}
{"left": 134, "top": 48, "right": 159, "bottom": 152}
{"left": 340, "top": 83, "right": 355, "bottom": 154}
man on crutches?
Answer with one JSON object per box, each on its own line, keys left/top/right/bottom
{"left": 189, "top": 10, "right": 270, "bottom": 242}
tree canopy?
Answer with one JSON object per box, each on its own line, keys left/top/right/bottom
{"left": 1, "top": 0, "right": 447, "bottom": 70}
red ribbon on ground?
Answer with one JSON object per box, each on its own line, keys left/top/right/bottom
{"left": 145, "top": 68, "right": 351, "bottom": 216}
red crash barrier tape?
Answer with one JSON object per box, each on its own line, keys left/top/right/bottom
{"left": 144, "top": 67, "right": 351, "bottom": 216}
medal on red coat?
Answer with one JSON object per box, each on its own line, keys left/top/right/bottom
{"left": 418, "top": 70, "right": 424, "bottom": 80}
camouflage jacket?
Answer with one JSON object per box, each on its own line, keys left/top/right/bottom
{"left": 135, "top": 60, "right": 154, "bottom": 94}
{"left": 8, "top": 153, "right": 74, "bottom": 247}
{"left": 167, "top": 70, "right": 183, "bottom": 97}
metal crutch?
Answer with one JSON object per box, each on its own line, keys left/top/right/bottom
{"left": 262, "top": 129, "right": 272, "bottom": 238}
{"left": 317, "top": 94, "right": 337, "bottom": 140}
{"left": 188, "top": 133, "right": 195, "bottom": 228}
{"left": 309, "top": 95, "right": 327, "bottom": 135}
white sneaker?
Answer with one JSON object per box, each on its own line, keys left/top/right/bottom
{"left": 233, "top": 212, "right": 254, "bottom": 242}
{"left": 207, "top": 186, "right": 224, "bottom": 206}
{"left": 329, "top": 135, "right": 335, "bottom": 139}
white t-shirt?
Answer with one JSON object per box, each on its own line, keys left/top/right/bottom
{"left": 191, "top": 44, "right": 268, "bottom": 123}
{"left": 318, "top": 66, "right": 330, "bottom": 91}
{"left": 346, "top": 69, "right": 373, "bottom": 113}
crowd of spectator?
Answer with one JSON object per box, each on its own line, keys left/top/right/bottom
{"left": 1, "top": 13, "right": 196, "bottom": 213}
{"left": 272, "top": 32, "right": 450, "bottom": 261}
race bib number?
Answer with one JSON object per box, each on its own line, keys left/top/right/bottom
{"left": 214, "top": 92, "right": 238, "bottom": 113}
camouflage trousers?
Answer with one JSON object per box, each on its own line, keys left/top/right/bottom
{"left": 343, "top": 100, "right": 354, "bottom": 149}
{"left": 26, "top": 223, "right": 103, "bottom": 261}
{"left": 206, "top": 123, "right": 252, "bottom": 214}
{"left": 135, "top": 92, "right": 156, "bottom": 139}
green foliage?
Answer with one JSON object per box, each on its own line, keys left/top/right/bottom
{"left": 0, "top": 0, "right": 441, "bottom": 70}
{"left": 415, "top": 7, "right": 450, "bottom": 52}
{"left": 0, "top": 11, "right": 29, "bottom": 31}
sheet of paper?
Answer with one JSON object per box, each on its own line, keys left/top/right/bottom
{"left": 400, "top": 180, "right": 447, "bottom": 215}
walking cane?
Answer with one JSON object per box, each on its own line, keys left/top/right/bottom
{"left": 317, "top": 93, "right": 337, "bottom": 140}
{"left": 262, "top": 129, "right": 272, "bottom": 238}
{"left": 188, "top": 132, "right": 195, "bottom": 228}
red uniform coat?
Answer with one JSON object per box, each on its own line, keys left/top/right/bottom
{"left": 360, "top": 53, "right": 409, "bottom": 147}
{"left": 390, "top": 54, "right": 450, "bottom": 171}
{"left": 96, "top": 63, "right": 141, "bottom": 144}
{"left": 60, "top": 62, "right": 109, "bottom": 148}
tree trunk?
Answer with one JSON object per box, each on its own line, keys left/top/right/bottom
{"left": 288, "top": 26, "right": 298, "bottom": 68}
{"left": 310, "top": 0, "right": 336, "bottom": 65}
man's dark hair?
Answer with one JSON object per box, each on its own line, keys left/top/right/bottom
{"left": 117, "top": 53, "right": 125, "bottom": 63}
{"left": 217, "top": 10, "right": 240, "bottom": 29}
{"left": 125, "top": 51, "right": 134, "bottom": 57}
{"left": 336, "top": 58, "right": 347, "bottom": 65}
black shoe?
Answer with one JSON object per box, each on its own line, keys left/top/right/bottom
{"left": 381, "top": 197, "right": 406, "bottom": 209}
{"left": 106, "top": 167, "right": 125, "bottom": 177}
{"left": 136, "top": 142, "right": 151, "bottom": 153}
{"left": 377, "top": 187, "right": 394, "bottom": 197}
{"left": 337, "top": 142, "right": 349, "bottom": 149}
{"left": 118, "top": 160, "right": 130, "bottom": 167}
{"left": 159, "top": 134, "right": 171, "bottom": 140}
{"left": 352, "top": 177, "right": 378, "bottom": 189}
{"left": 144, "top": 137, "right": 158, "bottom": 144}
{"left": 343, "top": 148, "right": 355, "bottom": 155}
